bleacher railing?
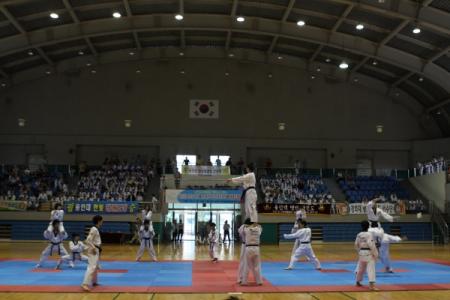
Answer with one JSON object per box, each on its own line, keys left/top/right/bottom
{"left": 430, "top": 201, "right": 449, "bottom": 245}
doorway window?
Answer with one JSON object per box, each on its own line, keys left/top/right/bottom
{"left": 210, "top": 155, "right": 230, "bottom": 167}
{"left": 176, "top": 154, "right": 196, "bottom": 173}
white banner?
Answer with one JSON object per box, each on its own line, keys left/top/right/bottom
{"left": 181, "top": 165, "right": 230, "bottom": 176}
{"left": 349, "top": 203, "right": 396, "bottom": 215}
{"left": 189, "top": 100, "right": 219, "bottom": 119}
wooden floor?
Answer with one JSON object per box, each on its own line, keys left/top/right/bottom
{"left": 1, "top": 240, "right": 450, "bottom": 300}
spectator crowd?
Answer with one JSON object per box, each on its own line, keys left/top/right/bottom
{"left": 416, "top": 156, "right": 447, "bottom": 176}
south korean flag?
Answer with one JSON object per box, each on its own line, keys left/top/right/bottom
{"left": 189, "top": 100, "right": 219, "bottom": 119}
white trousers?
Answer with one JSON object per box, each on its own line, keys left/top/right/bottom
{"left": 237, "top": 243, "right": 246, "bottom": 283}
{"left": 82, "top": 251, "right": 100, "bottom": 286}
{"left": 209, "top": 242, "right": 217, "bottom": 259}
{"left": 356, "top": 250, "right": 376, "bottom": 283}
{"left": 291, "top": 239, "right": 300, "bottom": 257}
{"left": 245, "top": 190, "right": 258, "bottom": 222}
{"left": 136, "top": 239, "right": 156, "bottom": 260}
{"left": 60, "top": 252, "right": 88, "bottom": 266}
{"left": 288, "top": 244, "right": 321, "bottom": 269}
{"left": 242, "top": 246, "right": 262, "bottom": 284}
{"left": 38, "top": 243, "right": 69, "bottom": 265}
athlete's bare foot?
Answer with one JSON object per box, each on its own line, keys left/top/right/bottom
{"left": 356, "top": 281, "right": 363, "bottom": 287}
{"left": 81, "top": 284, "right": 91, "bottom": 292}
{"left": 284, "top": 267, "right": 293, "bottom": 270}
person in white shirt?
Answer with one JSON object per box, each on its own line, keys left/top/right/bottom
{"left": 59, "top": 233, "right": 88, "bottom": 268}
{"left": 227, "top": 164, "right": 258, "bottom": 222}
{"left": 47, "top": 203, "right": 65, "bottom": 232}
{"left": 36, "top": 220, "right": 69, "bottom": 269}
{"left": 136, "top": 220, "right": 157, "bottom": 262}
{"left": 142, "top": 205, "right": 152, "bottom": 224}
{"left": 208, "top": 223, "right": 218, "bottom": 262}
{"left": 223, "top": 220, "right": 231, "bottom": 243}
{"left": 240, "top": 221, "right": 263, "bottom": 286}
{"left": 289, "top": 209, "right": 307, "bottom": 257}
{"left": 81, "top": 215, "right": 103, "bottom": 292}
{"left": 366, "top": 197, "right": 395, "bottom": 228}
{"left": 151, "top": 194, "right": 159, "bottom": 211}
{"left": 355, "top": 220, "right": 378, "bottom": 290}
{"left": 283, "top": 220, "right": 321, "bottom": 270}
{"left": 237, "top": 219, "right": 249, "bottom": 284}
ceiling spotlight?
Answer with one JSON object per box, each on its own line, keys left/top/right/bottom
{"left": 297, "top": 20, "right": 306, "bottom": 27}
{"left": 180, "top": 69, "right": 185, "bottom": 74}
{"left": 78, "top": 50, "right": 84, "bottom": 55}
{"left": 136, "top": 69, "right": 141, "bottom": 74}
{"left": 86, "top": 62, "right": 92, "bottom": 67}
{"left": 179, "top": 52, "right": 184, "bottom": 56}
{"left": 316, "top": 67, "right": 321, "bottom": 72}
{"left": 112, "top": 12, "right": 122, "bottom": 18}
{"left": 18, "top": 118, "right": 26, "bottom": 127}
{"left": 228, "top": 53, "right": 235, "bottom": 57}
{"left": 45, "top": 70, "right": 51, "bottom": 75}
{"left": 277, "top": 55, "right": 283, "bottom": 60}
{"left": 376, "top": 125, "right": 383, "bottom": 134}
{"left": 395, "top": 92, "right": 400, "bottom": 97}
{"left": 339, "top": 61, "right": 349, "bottom": 69}
{"left": 436, "top": 111, "right": 442, "bottom": 115}
{"left": 310, "top": 75, "right": 316, "bottom": 80}
{"left": 27, "top": 50, "right": 34, "bottom": 56}
{"left": 325, "top": 58, "right": 331, "bottom": 63}
{"left": 353, "top": 77, "right": 359, "bottom": 82}
{"left": 412, "top": 27, "right": 421, "bottom": 34}
{"left": 129, "top": 51, "right": 135, "bottom": 56}
{"left": 175, "top": 14, "right": 184, "bottom": 21}
{"left": 124, "top": 119, "right": 132, "bottom": 128}
{"left": 49, "top": 12, "right": 59, "bottom": 19}
{"left": 418, "top": 77, "right": 424, "bottom": 82}
{"left": 225, "top": 71, "right": 230, "bottom": 76}
{"left": 267, "top": 73, "right": 273, "bottom": 78}
{"left": 90, "top": 69, "right": 97, "bottom": 74}
{"left": 236, "top": 16, "right": 245, "bottom": 22}
{"left": 278, "top": 123, "right": 286, "bottom": 131}
{"left": 372, "top": 60, "right": 378, "bottom": 66}
{"left": 355, "top": 23, "right": 364, "bottom": 30}
{"left": 1, "top": 83, "right": 6, "bottom": 88}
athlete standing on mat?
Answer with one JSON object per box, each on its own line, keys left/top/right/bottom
{"left": 82, "top": 215, "right": 103, "bottom": 292}
{"left": 36, "top": 219, "right": 69, "bottom": 269}
{"left": 227, "top": 164, "right": 258, "bottom": 222}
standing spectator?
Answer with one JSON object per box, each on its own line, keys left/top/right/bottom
{"left": 223, "top": 220, "right": 231, "bottom": 243}
{"left": 151, "top": 194, "right": 159, "bottom": 212}
{"left": 184, "top": 157, "right": 190, "bottom": 166}
{"left": 177, "top": 219, "right": 184, "bottom": 241}
{"left": 294, "top": 160, "right": 301, "bottom": 175}
{"left": 196, "top": 155, "right": 204, "bottom": 166}
{"left": 172, "top": 219, "right": 178, "bottom": 242}
{"left": 216, "top": 156, "right": 222, "bottom": 167}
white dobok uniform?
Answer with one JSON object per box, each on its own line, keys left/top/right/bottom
{"left": 142, "top": 210, "right": 152, "bottom": 223}
{"left": 82, "top": 226, "right": 102, "bottom": 287}
{"left": 242, "top": 224, "right": 263, "bottom": 285}
{"left": 136, "top": 225, "right": 157, "bottom": 261}
{"left": 61, "top": 241, "right": 88, "bottom": 267}
{"left": 355, "top": 231, "right": 378, "bottom": 284}
{"left": 208, "top": 229, "right": 218, "bottom": 259}
{"left": 367, "top": 200, "right": 394, "bottom": 227}
{"left": 47, "top": 209, "right": 65, "bottom": 232}
{"left": 291, "top": 210, "right": 307, "bottom": 256}
{"left": 380, "top": 233, "right": 402, "bottom": 272}
{"left": 232, "top": 173, "right": 258, "bottom": 222}
{"left": 237, "top": 224, "right": 246, "bottom": 283}
{"left": 37, "top": 229, "right": 69, "bottom": 267}
{"left": 284, "top": 228, "right": 321, "bottom": 269}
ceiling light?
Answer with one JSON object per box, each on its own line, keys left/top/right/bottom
{"left": 355, "top": 23, "right": 364, "bottom": 30}
{"left": 418, "top": 77, "right": 424, "bottom": 82}
{"left": 124, "top": 120, "right": 132, "bottom": 128}
{"left": 225, "top": 71, "right": 230, "bottom": 76}
{"left": 395, "top": 92, "right": 400, "bottom": 97}
{"left": 228, "top": 53, "right": 235, "bottom": 57}
{"left": 90, "top": 69, "right": 97, "bottom": 74}
{"left": 436, "top": 111, "right": 441, "bottom": 115}
{"left": 136, "top": 69, "right": 141, "bottom": 74}
{"left": 179, "top": 52, "right": 184, "bottom": 56}
{"left": 372, "top": 60, "right": 378, "bottom": 66}
{"left": 278, "top": 123, "right": 286, "bottom": 131}
{"left": 1, "top": 83, "right": 6, "bottom": 88}
{"left": 236, "top": 16, "right": 245, "bottom": 22}
{"left": 277, "top": 56, "right": 283, "bottom": 60}
{"left": 325, "top": 58, "right": 331, "bottom": 63}
{"left": 267, "top": 73, "right": 273, "bottom": 78}
{"left": 45, "top": 70, "right": 51, "bottom": 75}
{"left": 129, "top": 51, "right": 135, "bottom": 56}
{"left": 297, "top": 20, "right": 305, "bottom": 27}
{"left": 353, "top": 77, "right": 359, "bottom": 82}
{"left": 316, "top": 67, "right": 321, "bottom": 72}
{"left": 112, "top": 12, "right": 122, "bottom": 18}
{"left": 310, "top": 75, "right": 316, "bottom": 80}
{"left": 376, "top": 125, "right": 383, "bottom": 133}
{"left": 339, "top": 61, "right": 349, "bottom": 69}
{"left": 412, "top": 27, "right": 421, "bottom": 34}
{"left": 180, "top": 69, "right": 185, "bottom": 74}
{"left": 27, "top": 50, "right": 34, "bottom": 56}
{"left": 175, "top": 14, "right": 184, "bottom": 21}
{"left": 78, "top": 50, "right": 84, "bottom": 55}
{"left": 18, "top": 118, "right": 26, "bottom": 127}
{"left": 49, "top": 12, "right": 59, "bottom": 19}
{"left": 86, "top": 62, "right": 92, "bottom": 67}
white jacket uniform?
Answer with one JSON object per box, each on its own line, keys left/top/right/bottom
{"left": 60, "top": 241, "right": 88, "bottom": 267}
{"left": 380, "top": 234, "right": 402, "bottom": 272}
{"left": 136, "top": 225, "right": 157, "bottom": 261}
{"left": 47, "top": 209, "right": 65, "bottom": 232}
{"left": 82, "top": 226, "right": 102, "bottom": 287}
{"left": 37, "top": 230, "right": 69, "bottom": 267}
{"left": 237, "top": 224, "right": 246, "bottom": 283}
{"left": 142, "top": 210, "right": 152, "bottom": 223}
{"left": 232, "top": 173, "right": 258, "bottom": 222}
{"left": 208, "top": 229, "right": 218, "bottom": 259}
{"left": 355, "top": 231, "right": 378, "bottom": 284}
{"left": 284, "top": 228, "right": 321, "bottom": 269}
{"left": 367, "top": 201, "right": 394, "bottom": 226}
{"left": 242, "top": 224, "right": 263, "bottom": 285}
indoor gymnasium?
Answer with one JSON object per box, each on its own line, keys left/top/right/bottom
{"left": 0, "top": 0, "right": 449, "bottom": 300}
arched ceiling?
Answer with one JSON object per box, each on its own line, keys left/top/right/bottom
{"left": 0, "top": 0, "right": 449, "bottom": 135}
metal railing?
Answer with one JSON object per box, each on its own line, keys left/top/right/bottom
{"left": 430, "top": 201, "right": 449, "bottom": 244}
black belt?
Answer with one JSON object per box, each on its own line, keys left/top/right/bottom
{"left": 300, "top": 241, "right": 310, "bottom": 244}
{"left": 72, "top": 252, "right": 80, "bottom": 260}
{"left": 143, "top": 237, "right": 151, "bottom": 246}
{"left": 245, "top": 244, "right": 259, "bottom": 247}
{"left": 50, "top": 242, "right": 61, "bottom": 256}
{"left": 360, "top": 248, "right": 371, "bottom": 250}
{"left": 369, "top": 221, "right": 380, "bottom": 227}
{"left": 240, "top": 187, "right": 255, "bottom": 202}
{"left": 95, "top": 245, "right": 102, "bottom": 254}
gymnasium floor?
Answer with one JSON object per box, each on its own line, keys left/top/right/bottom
{"left": 1, "top": 241, "right": 450, "bottom": 300}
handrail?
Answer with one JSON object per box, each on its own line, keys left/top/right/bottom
{"left": 430, "top": 201, "right": 449, "bottom": 244}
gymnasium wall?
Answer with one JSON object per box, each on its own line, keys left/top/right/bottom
{"left": 409, "top": 172, "right": 447, "bottom": 212}
{"left": 0, "top": 59, "right": 441, "bottom": 168}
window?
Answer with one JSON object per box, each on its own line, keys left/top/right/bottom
{"left": 210, "top": 155, "right": 230, "bottom": 167}
{"left": 176, "top": 154, "right": 196, "bottom": 173}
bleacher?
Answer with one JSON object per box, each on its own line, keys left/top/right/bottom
{"left": 339, "top": 176, "right": 410, "bottom": 203}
